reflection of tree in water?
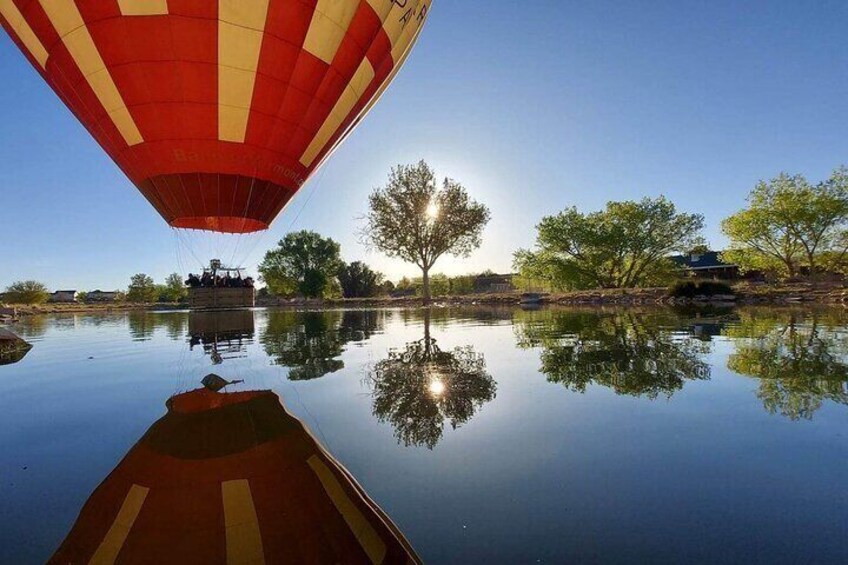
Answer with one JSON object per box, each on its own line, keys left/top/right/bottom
{"left": 11, "top": 315, "right": 48, "bottom": 340}
{"left": 261, "top": 310, "right": 384, "bottom": 380}
{"left": 515, "top": 309, "right": 711, "bottom": 399}
{"left": 368, "top": 311, "right": 496, "bottom": 449}
{"left": 127, "top": 312, "right": 188, "bottom": 341}
{"left": 725, "top": 309, "right": 848, "bottom": 420}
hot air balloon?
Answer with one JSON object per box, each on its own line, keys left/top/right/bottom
{"left": 49, "top": 386, "right": 422, "bottom": 564}
{"left": 1, "top": 0, "right": 431, "bottom": 263}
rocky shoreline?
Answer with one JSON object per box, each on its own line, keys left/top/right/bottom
{"left": 2, "top": 282, "right": 846, "bottom": 319}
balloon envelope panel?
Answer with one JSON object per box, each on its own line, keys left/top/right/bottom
{"left": 1, "top": 0, "right": 431, "bottom": 232}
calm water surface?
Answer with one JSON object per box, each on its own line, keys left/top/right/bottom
{"left": 2, "top": 306, "right": 847, "bottom": 563}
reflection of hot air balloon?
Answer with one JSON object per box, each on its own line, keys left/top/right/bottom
{"left": 1, "top": 1, "right": 431, "bottom": 239}
{"left": 50, "top": 387, "right": 420, "bottom": 564}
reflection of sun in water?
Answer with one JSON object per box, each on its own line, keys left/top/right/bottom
{"left": 425, "top": 200, "right": 440, "bottom": 222}
{"left": 428, "top": 378, "right": 446, "bottom": 397}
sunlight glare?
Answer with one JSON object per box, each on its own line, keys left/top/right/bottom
{"left": 425, "top": 200, "right": 440, "bottom": 222}
{"left": 428, "top": 378, "right": 446, "bottom": 397}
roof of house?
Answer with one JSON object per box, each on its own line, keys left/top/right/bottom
{"left": 669, "top": 251, "right": 736, "bottom": 270}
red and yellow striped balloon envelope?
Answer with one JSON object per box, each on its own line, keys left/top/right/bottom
{"left": 1, "top": 1, "right": 431, "bottom": 233}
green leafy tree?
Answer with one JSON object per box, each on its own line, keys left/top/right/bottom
{"left": 721, "top": 167, "right": 848, "bottom": 277}
{"left": 75, "top": 291, "right": 88, "bottom": 303}
{"left": 258, "top": 231, "right": 344, "bottom": 298}
{"left": 380, "top": 279, "right": 396, "bottom": 296}
{"left": 514, "top": 197, "right": 704, "bottom": 290}
{"left": 362, "top": 161, "right": 491, "bottom": 303}
{"left": 161, "top": 273, "right": 187, "bottom": 303}
{"left": 126, "top": 273, "right": 158, "bottom": 303}
{"left": 337, "top": 261, "right": 384, "bottom": 298}
{"left": 4, "top": 280, "right": 50, "bottom": 304}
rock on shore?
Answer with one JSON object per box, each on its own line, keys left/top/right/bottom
{"left": 0, "top": 328, "right": 32, "bottom": 365}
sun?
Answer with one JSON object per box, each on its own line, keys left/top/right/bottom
{"left": 425, "top": 200, "right": 440, "bottom": 222}
{"left": 428, "top": 378, "right": 446, "bottom": 397}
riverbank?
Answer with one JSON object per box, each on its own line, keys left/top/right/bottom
{"left": 3, "top": 281, "right": 846, "bottom": 319}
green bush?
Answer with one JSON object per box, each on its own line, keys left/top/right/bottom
{"left": 668, "top": 280, "right": 734, "bottom": 298}
{"left": 4, "top": 280, "right": 50, "bottom": 304}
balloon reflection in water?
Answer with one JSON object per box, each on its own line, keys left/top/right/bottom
{"left": 49, "top": 386, "right": 420, "bottom": 564}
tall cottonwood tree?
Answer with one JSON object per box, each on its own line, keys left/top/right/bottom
{"left": 722, "top": 167, "right": 848, "bottom": 277}
{"left": 514, "top": 197, "right": 704, "bottom": 290}
{"left": 362, "top": 161, "right": 490, "bottom": 303}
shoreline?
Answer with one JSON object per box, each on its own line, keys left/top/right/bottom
{"left": 3, "top": 281, "right": 847, "bottom": 318}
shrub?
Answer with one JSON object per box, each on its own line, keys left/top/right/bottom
{"left": 4, "top": 280, "right": 50, "bottom": 304}
{"left": 668, "top": 280, "right": 734, "bottom": 298}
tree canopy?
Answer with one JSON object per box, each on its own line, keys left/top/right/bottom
{"left": 161, "top": 273, "right": 187, "bottom": 303}
{"left": 362, "top": 161, "right": 490, "bottom": 302}
{"left": 337, "top": 261, "right": 384, "bottom": 298}
{"left": 3, "top": 280, "right": 50, "bottom": 304}
{"left": 3, "top": 280, "right": 49, "bottom": 305}
{"left": 126, "top": 273, "right": 158, "bottom": 303}
{"left": 258, "top": 230, "right": 343, "bottom": 298}
{"left": 721, "top": 167, "right": 848, "bottom": 278}
{"left": 514, "top": 196, "right": 704, "bottom": 290}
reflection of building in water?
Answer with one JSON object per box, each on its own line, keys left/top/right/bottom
{"left": 189, "top": 311, "right": 255, "bottom": 364}
{"left": 50, "top": 387, "right": 420, "bottom": 564}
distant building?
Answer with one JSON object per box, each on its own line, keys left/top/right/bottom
{"left": 474, "top": 273, "right": 515, "bottom": 293}
{"left": 49, "top": 290, "right": 77, "bottom": 303}
{"left": 670, "top": 251, "right": 739, "bottom": 279}
{"left": 87, "top": 290, "right": 120, "bottom": 302}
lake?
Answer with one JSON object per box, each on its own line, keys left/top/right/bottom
{"left": 2, "top": 306, "right": 847, "bottom": 564}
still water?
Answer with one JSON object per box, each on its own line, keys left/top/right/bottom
{"left": 2, "top": 307, "right": 847, "bottom": 564}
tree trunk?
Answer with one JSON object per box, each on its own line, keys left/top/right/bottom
{"left": 421, "top": 266, "right": 431, "bottom": 305}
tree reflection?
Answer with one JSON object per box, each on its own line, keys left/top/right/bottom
{"left": 368, "top": 311, "right": 496, "bottom": 449}
{"left": 127, "top": 312, "right": 187, "bottom": 341}
{"left": 260, "top": 310, "right": 384, "bottom": 380}
{"left": 515, "top": 309, "right": 711, "bottom": 398}
{"left": 725, "top": 309, "right": 848, "bottom": 420}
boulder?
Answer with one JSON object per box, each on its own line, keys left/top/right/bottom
{"left": 0, "top": 328, "right": 32, "bottom": 365}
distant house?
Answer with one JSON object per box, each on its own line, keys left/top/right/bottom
{"left": 87, "top": 290, "right": 120, "bottom": 302}
{"left": 49, "top": 290, "right": 77, "bottom": 303}
{"left": 474, "top": 273, "right": 515, "bottom": 293}
{"left": 670, "top": 251, "right": 738, "bottom": 279}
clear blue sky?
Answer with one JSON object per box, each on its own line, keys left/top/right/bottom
{"left": 2, "top": 1, "right": 847, "bottom": 291}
